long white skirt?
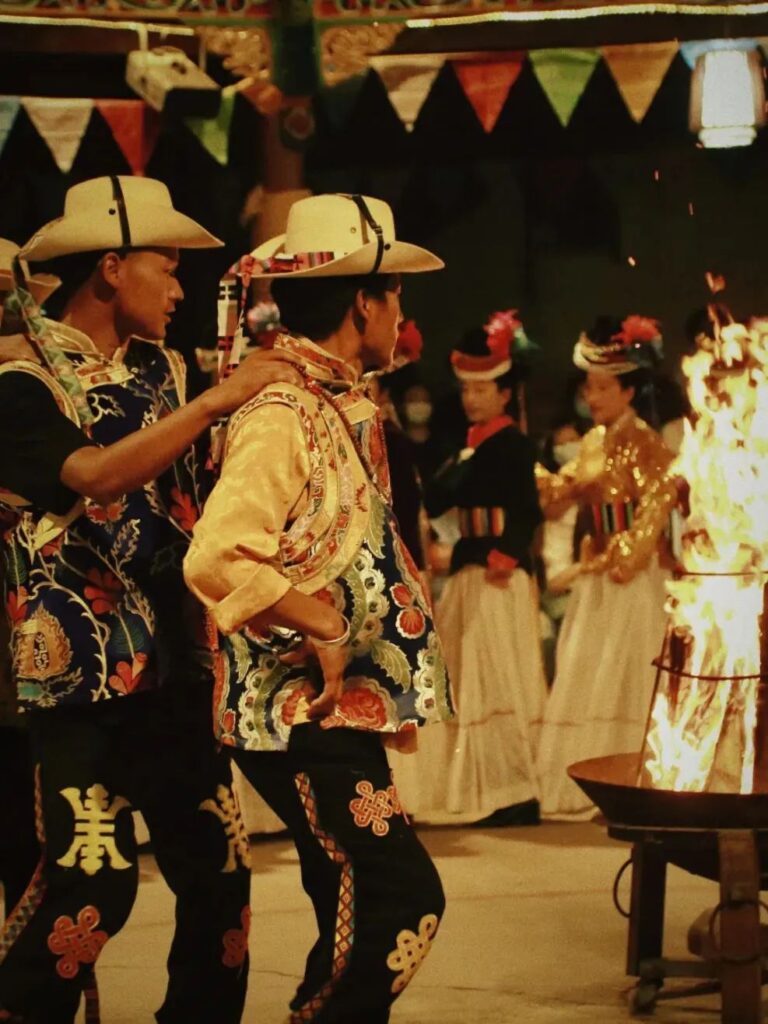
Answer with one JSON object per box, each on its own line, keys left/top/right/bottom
{"left": 389, "top": 565, "right": 547, "bottom": 824}
{"left": 536, "top": 558, "right": 669, "bottom": 821}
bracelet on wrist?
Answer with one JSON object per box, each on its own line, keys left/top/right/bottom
{"left": 309, "top": 615, "right": 351, "bottom": 650}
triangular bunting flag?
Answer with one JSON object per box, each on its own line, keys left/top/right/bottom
{"left": 186, "top": 92, "right": 235, "bottom": 166}
{"left": 320, "top": 75, "right": 367, "bottom": 132}
{"left": 529, "top": 49, "right": 600, "bottom": 127}
{"left": 452, "top": 56, "right": 525, "bottom": 133}
{"left": 370, "top": 55, "right": 443, "bottom": 132}
{"left": 601, "top": 42, "right": 678, "bottom": 123}
{"left": 95, "top": 100, "right": 159, "bottom": 176}
{"left": 22, "top": 97, "right": 93, "bottom": 173}
{"left": 0, "top": 97, "right": 21, "bottom": 159}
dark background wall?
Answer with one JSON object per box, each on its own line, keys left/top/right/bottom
{"left": 2, "top": 47, "right": 768, "bottom": 434}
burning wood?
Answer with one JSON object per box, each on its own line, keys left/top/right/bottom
{"left": 640, "top": 323, "right": 768, "bottom": 794}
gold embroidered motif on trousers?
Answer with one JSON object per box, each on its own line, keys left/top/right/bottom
{"left": 199, "top": 784, "right": 253, "bottom": 872}
{"left": 57, "top": 784, "right": 132, "bottom": 876}
{"left": 386, "top": 913, "right": 440, "bottom": 993}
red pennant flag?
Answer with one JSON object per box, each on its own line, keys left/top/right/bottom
{"left": 452, "top": 56, "right": 525, "bottom": 133}
{"left": 95, "top": 100, "right": 160, "bottom": 176}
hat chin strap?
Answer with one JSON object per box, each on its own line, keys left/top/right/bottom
{"left": 110, "top": 175, "right": 132, "bottom": 248}
{"left": 348, "top": 194, "right": 384, "bottom": 274}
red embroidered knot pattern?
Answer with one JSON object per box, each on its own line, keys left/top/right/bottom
{"left": 47, "top": 906, "right": 108, "bottom": 978}
{"left": 222, "top": 906, "right": 251, "bottom": 968}
{"left": 349, "top": 780, "right": 402, "bottom": 837}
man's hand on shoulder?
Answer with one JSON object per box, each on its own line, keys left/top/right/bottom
{"left": 0, "top": 335, "right": 40, "bottom": 365}
{"left": 205, "top": 349, "right": 305, "bottom": 417}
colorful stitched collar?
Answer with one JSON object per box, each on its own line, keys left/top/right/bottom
{"left": 45, "top": 318, "right": 160, "bottom": 363}
{"left": 273, "top": 333, "right": 360, "bottom": 388}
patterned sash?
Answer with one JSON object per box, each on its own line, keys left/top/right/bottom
{"left": 590, "top": 499, "right": 635, "bottom": 538}
{"left": 458, "top": 507, "right": 506, "bottom": 539}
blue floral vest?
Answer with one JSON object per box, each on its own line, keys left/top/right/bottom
{"left": 1, "top": 322, "right": 205, "bottom": 711}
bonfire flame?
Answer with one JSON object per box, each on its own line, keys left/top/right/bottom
{"left": 642, "top": 322, "right": 768, "bottom": 793}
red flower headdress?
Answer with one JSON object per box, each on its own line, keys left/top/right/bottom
{"left": 611, "top": 315, "right": 661, "bottom": 349}
{"left": 574, "top": 313, "right": 663, "bottom": 374}
{"left": 485, "top": 309, "right": 522, "bottom": 360}
{"left": 246, "top": 300, "right": 283, "bottom": 349}
{"left": 451, "top": 309, "right": 530, "bottom": 381}
{"left": 392, "top": 319, "right": 423, "bottom": 368}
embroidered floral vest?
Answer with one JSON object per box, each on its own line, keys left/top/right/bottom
{"left": 212, "top": 340, "right": 453, "bottom": 752}
{"left": 1, "top": 322, "right": 205, "bottom": 711}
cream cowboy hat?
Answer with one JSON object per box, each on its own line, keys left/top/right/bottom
{"left": 0, "top": 238, "right": 60, "bottom": 303}
{"left": 250, "top": 193, "right": 443, "bottom": 278}
{"left": 20, "top": 175, "right": 223, "bottom": 262}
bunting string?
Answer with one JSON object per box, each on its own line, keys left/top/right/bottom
{"left": 0, "top": 39, "right": 763, "bottom": 164}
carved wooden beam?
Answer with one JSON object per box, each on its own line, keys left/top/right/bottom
{"left": 197, "top": 26, "right": 274, "bottom": 82}
{"left": 319, "top": 23, "right": 404, "bottom": 86}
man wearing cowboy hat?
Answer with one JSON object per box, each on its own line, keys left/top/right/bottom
{"left": 0, "top": 176, "right": 302, "bottom": 1024}
{"left": 184, "top": 193, "right": 452, "bottom": 1023}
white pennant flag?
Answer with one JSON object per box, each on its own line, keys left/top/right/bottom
{"left": 370, "top": 55, "right": 443, "bottom": 132}
{"left": 23, "top": 97, "right": 94, "bottom": 173}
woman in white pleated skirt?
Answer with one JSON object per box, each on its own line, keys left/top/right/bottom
{"left": 535, "top": 314, "right": 677, "bottom": 820}
{"left": 390, "top": 315, "right": 547, "bottom": 825}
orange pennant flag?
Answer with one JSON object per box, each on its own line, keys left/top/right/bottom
{"left": 95, "top": 100, "right": 160, "bottom": 176}
{"left": 601, "top": 42, "right": 678, "bottom": 123}
{"left": 452, "top": 56, "right": 525, "bottom": 133}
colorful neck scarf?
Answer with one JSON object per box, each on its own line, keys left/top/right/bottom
{"left": 6, "top": 257, "right": 94, "bottom": 429}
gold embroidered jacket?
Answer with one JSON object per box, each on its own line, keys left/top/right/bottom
{"left": 183, "top": 334, "right": 452, "bottom": 752}
{"left": 536, "top": 412, "right": 676, "bottom": 584}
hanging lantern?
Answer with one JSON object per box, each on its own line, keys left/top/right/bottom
{"left": 689, "top": 47, "right": 766, "bottom": 149}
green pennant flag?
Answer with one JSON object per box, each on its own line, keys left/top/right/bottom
{"left": 186, "top": 92, "right": 235, "bottom": 166}
{"left": 529, "top": 48, "right": 600, "bottom": 127}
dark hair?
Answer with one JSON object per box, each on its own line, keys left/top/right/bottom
{"left": 39, "top": 248, "right": 127, "bottom": 318}
{"left": 454, "top": 326, "right": 525, "bottom": 417}
{"left": 270, "top": 273, "right": 400, "bottom": 341}
{"left": 539, "top": 417, "right": 585, "bottom": 473}
{"left": 376, "top": 360, "right": 424, "bottom": 404}
{"left": 584, "top": 314, "right": 662, "bottom": 425}
{"left": 615, "top": 367, "right": 658, "bottom": 425}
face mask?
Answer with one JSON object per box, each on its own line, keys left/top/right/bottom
{"left": 404, "top": 401, "right": 432, "bottom": 425}
{"left": 553, "top": 441, "right": 581, "bottom": 466}
{"left": 574, "top": 395, "right": 591, "bottom": 420}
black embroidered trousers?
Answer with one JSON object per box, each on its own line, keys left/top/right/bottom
{"left": 0, "top": 683, "right": 251, "bottom": 1024}
{"left": 233, "top": 723, "right": 445, "bottom": 1024}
